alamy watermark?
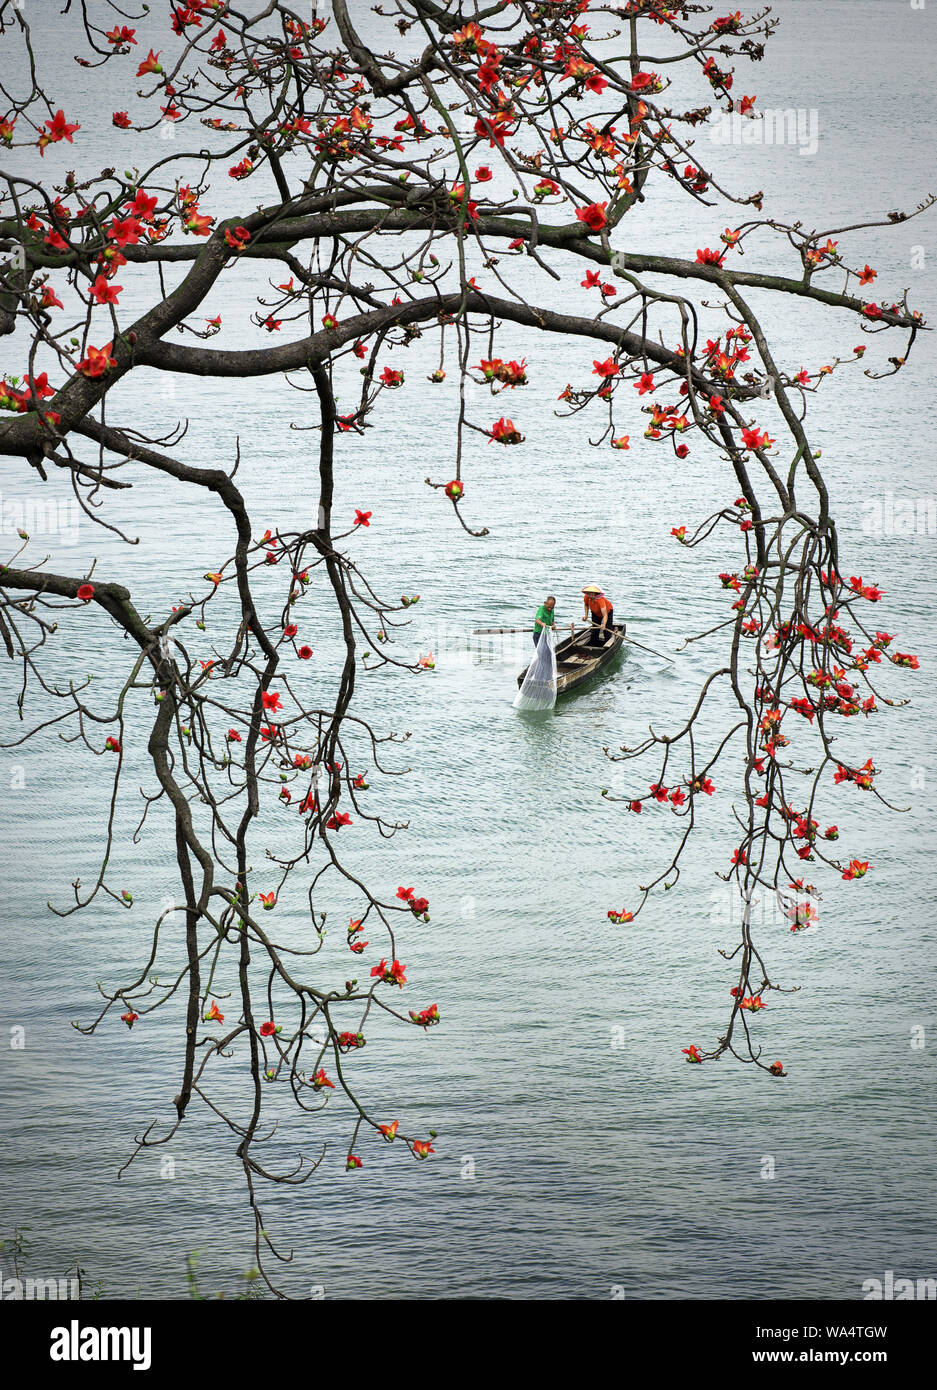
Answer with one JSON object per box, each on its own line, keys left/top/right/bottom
{"left": 0, "top": 238, "right": 25, "bottom": 273}
{"left": 1, "top": 1256, "right": 79, "bottom": 1300}
{"left": 862, "top": 1269, "right": 936, "bottom": 1300}
{"left": 709, "top": 108, "right": 820, "bottom": 157}
{"left": 49, "top": 1320, "right": 152, "bottom": 1369}
{"left": 861, "top": 492, "right": 936, "bottom": 538}
{"left": 0, "top": 492, "right": 80, "bottom": 545}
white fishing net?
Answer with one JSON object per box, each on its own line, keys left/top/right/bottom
{"left": 513, "top": 627, "right": 558, "bottom": 711}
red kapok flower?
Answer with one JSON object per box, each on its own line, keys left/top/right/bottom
{"left": 184, "top": 212, "right": 214, "bottom": 237}
{"left": 124, "top": 189, "right": 158, "bottom": 222}
{"left": 224, "top": 225, "right": 251, "bottom": 252}
{"left": 89, "top": 275, "right": 122, "bottom": 306}
{"left": 574, "top": 202, "right": 608, "bottom": 232}
{"left": 77, "top": 344, "right": 117, "bottom": 378}
{"left": 741, "top": 426, "right": 775, "bottom": 452}
{"left": 107, "top": 216, "right": 142, "bottom": 248}
{"left": 409, "top": 1003, "right": 440, "bottom": 1028}
{"left": 370, "top": 957, "right": 407, "bottom": 988}
{"left": 533, "top": 178, "right": 560, "bottom": 200}
{"left": 42, "top": 110, "right": 81, "bottom": 150}
{"left": 77, "top": 584, "right": 95, "bottom": 601}
{"left": 136, "top": 48, "right": 162, "bottom": 76}
{"left": 489, "top": 416, "right": 523, "bottom": 445}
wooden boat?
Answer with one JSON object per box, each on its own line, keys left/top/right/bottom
{"left": 517, "top": 622, "right": 626, "bottom": 696}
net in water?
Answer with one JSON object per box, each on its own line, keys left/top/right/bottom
{"left": 513, "top": 628, "right": 557, "bottom": 711}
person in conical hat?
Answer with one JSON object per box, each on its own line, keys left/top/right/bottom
{"left": 582, "top": 584, "right": 614, "bottom": 646}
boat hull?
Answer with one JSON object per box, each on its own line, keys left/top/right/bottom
{"left": 517, "top": 623, "right": 626, "bottom": 695}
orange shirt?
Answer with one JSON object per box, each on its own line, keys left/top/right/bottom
{"left": 585, "top": 593, "right": 611, "bottom": 620}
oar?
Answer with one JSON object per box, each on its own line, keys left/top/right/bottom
{"left": 622, "top": 631, "right": 676, "bottom": 665}
{"left": 472, "top": 625, "right": 582, "bottom": 635}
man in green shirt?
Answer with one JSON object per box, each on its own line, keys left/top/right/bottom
{"left": 533, "top": 595, "right": 556, "bottom": 645}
